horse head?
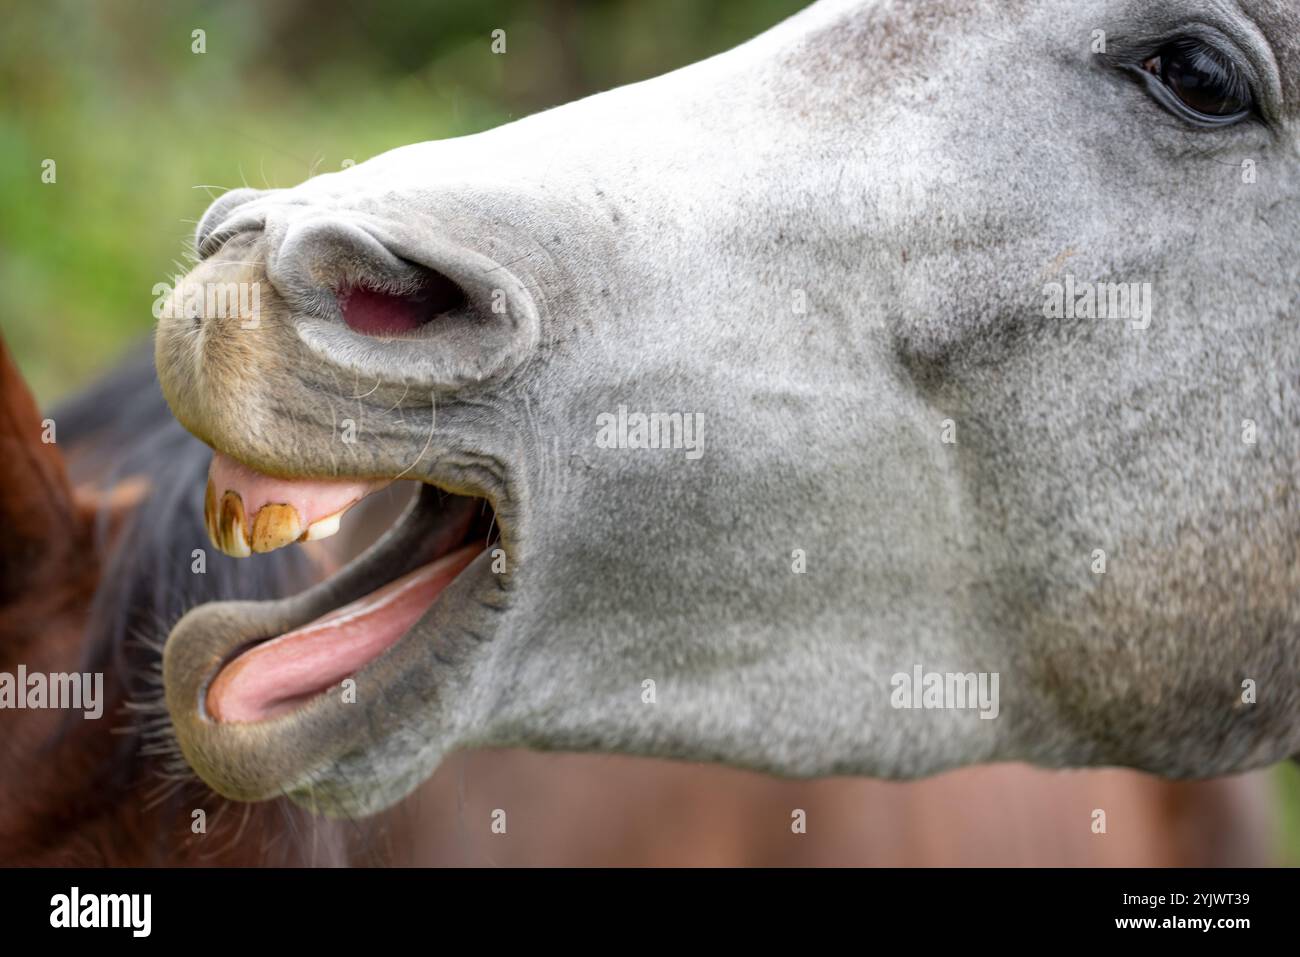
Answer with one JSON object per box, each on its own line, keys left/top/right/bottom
{"left": 156, "top": 0, "right": 1300, "bottom": 815}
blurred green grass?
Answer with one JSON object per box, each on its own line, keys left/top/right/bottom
{"left": 3, "top": 0, "right": 1297, "bottom": 865}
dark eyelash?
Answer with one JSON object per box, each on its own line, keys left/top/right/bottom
{"left": 1164, "top": 37, "right": 1252, "bottom": 105}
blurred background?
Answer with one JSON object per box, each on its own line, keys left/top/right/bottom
{"left": 2, "top": 0, "right": 1297, "bottom": 865}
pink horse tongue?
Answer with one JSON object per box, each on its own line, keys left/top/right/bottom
{"left": 206, "top": 543, "right": 481, "bottom": 723}
{"left": 206, "top": 452, "right": 387, "bottom": 556}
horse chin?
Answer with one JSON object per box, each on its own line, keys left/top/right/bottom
{"left": 162, "top": 481, "right": 500, "bottom": 808}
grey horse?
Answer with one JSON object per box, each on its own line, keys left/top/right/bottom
{"left": 155, "top": 0, "right": 1300, "bottom": 816}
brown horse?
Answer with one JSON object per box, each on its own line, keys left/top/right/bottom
{"left": 0, "top": 337, "right": 1276, "bottom": 866}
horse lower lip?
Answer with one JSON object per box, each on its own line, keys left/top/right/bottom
{"left": 205, "top": 543, "right": 483, "bottom": 723}
{"left": 162, "top": 484, "right": 492, "bottom": 802}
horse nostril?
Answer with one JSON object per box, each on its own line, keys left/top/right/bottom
{"left": 195, "top": 188, "right": 268, "bottom": 259}
{"left": 337, "top": 268, "right": 468, "bottom": 336}
{"left": 274, "top": 217, "right": 539, "bottom": 388}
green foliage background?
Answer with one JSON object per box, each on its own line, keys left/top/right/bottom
{"left": 2, "top": 0, "right": 1296, "bottom": 862}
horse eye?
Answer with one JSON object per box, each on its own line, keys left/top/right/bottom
{"left": 1142, "top": 38, "right": 1253, "bottom": 122}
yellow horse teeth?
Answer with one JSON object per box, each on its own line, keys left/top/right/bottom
{"left": 204, "top": 482, "right": 251, "bottom": 557}
{"left": 203, "top": 480, "right": 345, "bottom": 557}
{"left": 251, "top": 503, "right": 304, "bottom": 553}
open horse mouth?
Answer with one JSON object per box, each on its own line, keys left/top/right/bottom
{"left": 197, "top": 451, "right": 499, "bottom": 725}
{"left": 157, "top": 255, "right": 534, "bottom": 806}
